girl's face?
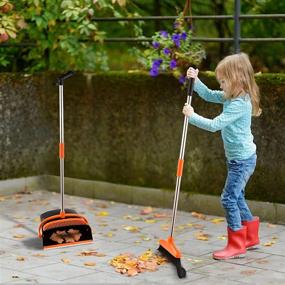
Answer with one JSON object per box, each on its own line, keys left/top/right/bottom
{"left": 219, "top": 78, "right": 229, "bottom": 94}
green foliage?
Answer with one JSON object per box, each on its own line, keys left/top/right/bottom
{"left": 0, "top": 0, "right": 145, "bottom": 72}
{"left": 138, "top": 14, "right": 206, "bottom": 84}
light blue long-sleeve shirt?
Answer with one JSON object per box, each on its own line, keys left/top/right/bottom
{"left": 189, "top": 79, "right": 256, "bottom": 160}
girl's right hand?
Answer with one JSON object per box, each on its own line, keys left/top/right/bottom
{"left": 186, "top": 67, "right": 199, "bottom": 80}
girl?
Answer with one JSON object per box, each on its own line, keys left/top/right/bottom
{"left": 182, "top": 53, "right": 261, "bottom": 260}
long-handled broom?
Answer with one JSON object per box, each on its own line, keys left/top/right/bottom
{"left": 158, "top": 77, "right": 195, "bottom": 278}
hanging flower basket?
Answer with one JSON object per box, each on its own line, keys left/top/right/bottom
{"left": 139, "top": 2, "right": 206, "bottom": 85}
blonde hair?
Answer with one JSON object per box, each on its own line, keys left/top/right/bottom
{"left": 215, "top": 52, "right": 261, "bottom": 116}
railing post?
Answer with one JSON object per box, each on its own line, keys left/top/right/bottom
{"left": 234, "top": 0, "right": 241, "bottom": 53}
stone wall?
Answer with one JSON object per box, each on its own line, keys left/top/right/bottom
{"left": 1, "top": 72, "right": 284, "bottom": 203}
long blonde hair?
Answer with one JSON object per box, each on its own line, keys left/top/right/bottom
{"left": 215, "top": 53, "right": 261, "bottom": 116}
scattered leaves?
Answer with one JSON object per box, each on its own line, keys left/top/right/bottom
{"left": 50, "top": 229, "right": 81, "bottom": 244}
{"left": 110, "top": 249, "right": 167, "bottom": 277}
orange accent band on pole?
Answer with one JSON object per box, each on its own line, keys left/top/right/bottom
{"left": 176, "top": 159, "right": 184, "bottom": 177}
{"left": 59, "top": 143, "right": 64, "bottom": 159}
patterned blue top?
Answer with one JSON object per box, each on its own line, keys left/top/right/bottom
{"left": 189, "top": 79, "right": 256, "bottom": 160}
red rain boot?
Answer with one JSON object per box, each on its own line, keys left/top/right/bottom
{"left": 242, "top": 216, "right": 260, "bottom": 249}
{"left": 213, "top": 226, "right": 247, "bottom": 260}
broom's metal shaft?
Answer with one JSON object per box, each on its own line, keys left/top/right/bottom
{"left": 59, "top": 84, "right": 64, "bottom": 213}
{"left": 170, "top": 78, "right": 194, "bottom": 237}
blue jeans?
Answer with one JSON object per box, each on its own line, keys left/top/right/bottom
{"left": 221, "top": 153, "right": 257, "bottom": 231}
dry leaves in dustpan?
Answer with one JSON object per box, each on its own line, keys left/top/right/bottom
{"left": 50, "top": 229, "right": 82, "bottom": 244}
{"left": 110, "top": 249, "right": 167, "bottom": 277}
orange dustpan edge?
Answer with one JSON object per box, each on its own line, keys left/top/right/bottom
{"left": 159, "top": 236, "right": 181, "bottom": 258}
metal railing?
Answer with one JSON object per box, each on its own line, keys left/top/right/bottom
{"left": 1, "top": 2, "right": 284, "bottom": 53}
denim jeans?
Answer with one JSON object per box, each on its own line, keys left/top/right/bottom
{"left": 221, "top": 153, "right": 257, "bottom": 231}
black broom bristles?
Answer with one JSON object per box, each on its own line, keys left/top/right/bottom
{"left": 158, "top": 245, "right": 187, "bottom": 279}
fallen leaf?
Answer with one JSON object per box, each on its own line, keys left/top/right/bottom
{"left": 267, "top": 223, "right": 277, "bottom": 228}
{"left": 13, "top": 234, "right": 26, "bottom": 239}
{"left": 211, "top": 218, "right": 225, "bottom": 224}
{"left": 217, "top": 235, "right": 227, "bottom": 240}
{"left": 140, "top": 207, "right": 153, "bottom": 215}
{"left": 16, "top": 256, "right": 26, "bottom": 261}
{"left": 61, "top": 258, "right": 71, "bottom": 264}
{"left": 256, "top": 259, "right": 269, "bottom": 264}
{"left": 192, "top": 212, "right": 206, "bottom": 220}
{"left": 195, "top": 232, "right": 210, "bottom": 241}
{"left": 32, "top": 253, "right": 47, "bottom": 258}
{"left": 104, "top": 232, "right": 114, "bottom": 238}
{"left": 241, "top": 269, "right": 257, "bottom": 276}
{"left": 84, "top": 262, "right": 96, "bottom": 266}
{"left": 187, "top": 258, "right": 203, "bottom": 264}
{"left": 262, "top": 241, "right": 276, "bottom": 247}
{"left": 78, "top": 250, "right": 106, "bottom": 257}
{"left": 145, "top": 219, "right": 157, "bottom": 224}
{"left": 97, "top": 203, "right": 108, "bottom": 208}
{"left": 123, "top": 226, "right": 140, "bottom": 233}
{"left": 153, "top": 213, "right": 167, "bottom": 218}
{"left": 96, "top": 211, "right": 109, "bottom": 217}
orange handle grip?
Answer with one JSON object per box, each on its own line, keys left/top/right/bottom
{"left": 176, "top": 159, "right": 184, "bottom": 177}
{"left": 59, "top": 143, "right": 64, "bottom": 159}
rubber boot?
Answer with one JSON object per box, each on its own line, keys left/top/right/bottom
{"left": 213, "top": 226, "right": 247, "bottom": 260}
{"left": 242, "top": 216, "right": 260, "bottom": 249}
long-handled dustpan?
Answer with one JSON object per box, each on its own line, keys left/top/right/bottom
{"left": 158, "top": 77, "right": 195, "bottom": 278}
{"left": 38, "top": 71, "right": 93, "bottom": 250}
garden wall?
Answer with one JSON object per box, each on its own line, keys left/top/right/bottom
{"left": 1, "top": 72, "right": 284, "bottom": 203}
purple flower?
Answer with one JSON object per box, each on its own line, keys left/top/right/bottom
{"left": 180, "top": 32, "right": 187, "bottom": 40}
{"left": 171, "top": 34, "right": 180, "bottom": 47}
{"left": 152, "top": 59, "right": 163, "bottom": 68}
{"left": 152, "top": 41, "right": 160, "bottom": 49}
{"left": 179, "top": 75, "right": 186, "bottom": 84}
{"left": 163, "top": 48, "right": 170, "bottom": 55}
{"left": 170, "top": 59, "right": 177, "bottom": 70}
{"left": 150, "top": 68, "right": 159, "bottom": 77}
{"left": 160, "top": 30, "right": 168, "bottom": 38}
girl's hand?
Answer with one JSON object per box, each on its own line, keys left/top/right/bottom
{"left": 186, "top": 67, "right": 199, "bottom": 80}
{"left": 182, "top": 103, "right": 194, "bottom": 117}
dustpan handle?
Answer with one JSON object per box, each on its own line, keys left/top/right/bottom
{"left": 58, "top": 71, "right": 74, "bottom": 214}
{"left": 170, "top": 77, "right": 195, "bottom": 237}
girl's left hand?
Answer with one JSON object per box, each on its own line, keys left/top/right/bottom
{"left": 182, "top": 103, "right": 194, "bottom": 117}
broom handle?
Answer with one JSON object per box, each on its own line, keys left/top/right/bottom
{"left": 170, "top": 77, "right": 194, "bottom": 237}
